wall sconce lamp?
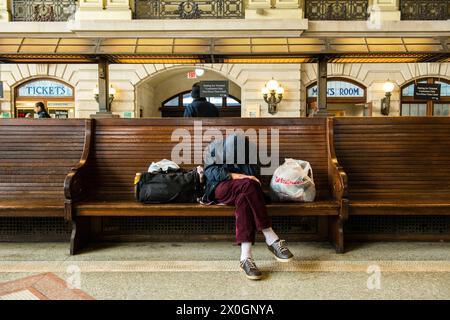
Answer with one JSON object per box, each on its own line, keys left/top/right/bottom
{"left": 262, "top": 79, "right": 284, "bottom": 115}
{"left": 194, "top": 68, "right": 205, "bottom": 77}
{"left": 93, "top": 85, "right": 116, "bottom": 108}
{"left": 381, "top": 81, "right": 395, "bottom": 116}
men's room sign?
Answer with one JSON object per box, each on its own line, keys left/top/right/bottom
{"left": 308, "top": 80, "right": 365, "bottom": 98}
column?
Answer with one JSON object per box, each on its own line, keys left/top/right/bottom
{"left": 75, "top": 0, "right": 104, "bottom": 20}
{"left": 275, "top": 0, "right": 299, "bottom": 9}
{"left": 0, "top": 0, "right": 10, "bottom": 22}
{"left": 247, "top": 0, "right": 271, "bottom": 9}
{"left": 369, "top": 0, "right": 401, "bottom": 24}
{"left": 316, "top": 57, "right": 328, "bottom": 115}
{"left": 98, "top": 58, "right": 109, "bottom": 114}
{"left": 91, "top": 58, "right": 119, "bottom": 118}
{"left": 75, "top": 0, "right": 131, "bottom": 20}
{"left": 105, "top": 0, "right": 132, "bottom": 20}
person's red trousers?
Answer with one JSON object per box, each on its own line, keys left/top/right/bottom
{"left": 214, "top": 178, "right": 272, "bottom": 245}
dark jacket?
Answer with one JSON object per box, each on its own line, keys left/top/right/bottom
{"left": 203, "top": 134, "right": 260, "bottom": 202}
{"left": 184, "top": 98, "right": 219, "bottom": 117}
{"left": 37, "top": 110, "right": 51, "bottom": 118}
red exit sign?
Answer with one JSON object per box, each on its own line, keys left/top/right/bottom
{"left": 187, "top": 71, "right": 197, "bottom": 79}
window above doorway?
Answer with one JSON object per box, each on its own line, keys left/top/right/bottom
{"left": 401, "top": 77, "right": 450, "bottom": 117}
{"left": 162, "top": 90, "right": 241, "bottom": 108}
{"left": 160, "top": 90, "right": 241, "bottom": 117}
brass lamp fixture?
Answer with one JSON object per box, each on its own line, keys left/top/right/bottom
{"left": 93, "top": 85, "right": 116, "bottom": 108}
{"left": 262, "top": 79, "right": 284, "bottom": 115}
{"left": 381, "top": 81, "right": 395, "bottom": 116}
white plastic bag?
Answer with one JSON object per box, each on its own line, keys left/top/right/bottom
{"left": 148, "top": 159, "right": 180, "bottom": 173}
{"left": 270, "top": 158, "right": 316, "bottom": 202}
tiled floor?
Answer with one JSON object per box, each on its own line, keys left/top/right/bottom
{"left": 0, "top": 241, "right": 449, "bottom": 300}
{"left": 0, "top": 272, "right": 94, "bottom": 300}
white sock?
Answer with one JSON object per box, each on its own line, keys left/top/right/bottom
{"left": 240, "top": 242, "right": 252, "bottom": 261}
{"left": 262, "top": 227, "right": 279, "bottom": 246}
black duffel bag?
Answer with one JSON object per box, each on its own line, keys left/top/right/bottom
{"left": 134, "top": 169, "right": 202, "bottom": 204}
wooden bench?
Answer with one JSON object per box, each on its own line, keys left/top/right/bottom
{"left": 333, "top": 117, "right": 450, "bottom": 238}
{"left": 0, "top": 119, "right": 91, "bottom": 219}
{"left": 65, "top": 118, "right": 348, "bottom": 255}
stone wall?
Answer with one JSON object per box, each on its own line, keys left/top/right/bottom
{"left": 1, "top": 62, "right": 449, "bottom": 118}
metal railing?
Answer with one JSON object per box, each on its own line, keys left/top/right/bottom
{"left": 133, "top": 0, "right": 244, "bottom": 19}
{"left": 12, "top": 0, "right": 77, "bottom": 21}
{"left": 305, "top": 0, "right": 369, "bottom": 21}
{"left": 400, "top": 0, "right": 449, "bottom": 21}
{"left": 10, "top": 0, "right": 450, "bottom": 22}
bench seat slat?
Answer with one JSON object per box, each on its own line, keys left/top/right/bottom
{"left": 0, "top": 200, "right": 65, "bottom": 217}
{"left": 75, "top": 200, "right": 340, "bottom": 217}
{"left": 349, "top": 201, "right": 450, "bottom": 216}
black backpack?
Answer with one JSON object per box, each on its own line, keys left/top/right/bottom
{"left": 135, "top": 169, "right": 202, "bottom": 204}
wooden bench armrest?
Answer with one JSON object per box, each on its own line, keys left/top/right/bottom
{"left": 64, "top": 120, "right": 93, "bottom": 204}
{"left": 327, "top": 118, "right": 349, "bottom": 220}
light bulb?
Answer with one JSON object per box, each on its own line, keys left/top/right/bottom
{"left": 195, "top": 69, "right": 205, "bottom": 77}
{"left": 261, "top": 87, "right": 270, "bottom": 95}
{"left": 276, "top": 87, "right": 284, "bottom": 95}
{"left": 109, "top": 86, "right": 116, "bottom": 95}
{"left": 266, "top": 79, "right": 279, "bottom": 91}
{"left": 383, "top": 81, "right": 395, "bottom": 93}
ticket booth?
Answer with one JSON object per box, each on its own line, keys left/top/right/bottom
{"left": 307, "top": 78, "right": 369, "bottom": 116}
{"left": 14, "top": 78, "right": 75, "bottom": 118}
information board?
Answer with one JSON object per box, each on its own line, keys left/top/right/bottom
{"left": 414, "top": 83, "right": 441, "bottom": 101}
{"left": 200, "top": 81, "right": 229, "bottom": 98}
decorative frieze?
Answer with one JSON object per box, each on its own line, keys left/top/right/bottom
{"left": 12, "top": 0, "right": 76, "bottom": 21}
{"left": 134, "top": 0, "right": 244, "bottom": 19}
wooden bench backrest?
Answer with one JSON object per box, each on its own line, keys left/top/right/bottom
{"left": 87, "top": 118, "right": 331, "bottom": 201}
{"left": 0, "top": 119, "right": 88, "bottom": 201}
{"left": 334, "top": 117, "right": 450, "bottom": 201}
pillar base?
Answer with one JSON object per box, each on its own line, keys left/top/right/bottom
{"left": 245, "top": 8, "right": 303, "bottom": 19}
{"left": 90, "top": 111, "right": 120, "bottom": 118}
{"left": 313, "top": 110, "right": 333, "bottom": 117}
{"left": 369, "top": 9, "right": 401, "bottom": 22}
{"left": 75, "top": 8, "right": 132, "bottom": 21}
{"left": 0, "top": 10, "right": 10, "bottom": 22}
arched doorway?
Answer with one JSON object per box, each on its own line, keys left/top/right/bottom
{"left": 136, "top": 67, "right": 241, "bottom": 118}
{"left": 401, "top": 78, "right": 450, "bottom": 116}
{"left": 14, "top": 78, "right": 75, "bottom": 118}
{"left": 160, "top": 90, "right": 241, "bottom": 117}
{"left": 306, "top": 78, "right": 368, "bottom": 117}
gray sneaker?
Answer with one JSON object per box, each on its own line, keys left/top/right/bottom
{"left": 268, "top": 239, "right": 294, "bottom": 262}
{"left": 240, "top": 258, "right": 263, "bottom": 280}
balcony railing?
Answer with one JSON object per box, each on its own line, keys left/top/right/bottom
{"left": 8, "top": 0, "right": 449, "bottom": 22}
{"left": 12, "top": 0, "right": 77, "bottom": 21}
{"left": 400, "top": 0, "right": 449, "bottom": 21}
{"left": 133, "top": 0, "right": 244, "bottom": 19}
{"left": 305, "top": 0, "right": 368, "bottom": 21}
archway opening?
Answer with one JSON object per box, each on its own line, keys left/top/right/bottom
{"left": 401, "top": 77, "right": 450, "bottom": 116}
{"left": 14, "top": 78, "right": 75, "bottom": 118}
{"left": 306, "top": 77, "right": 368, "bottom": 117}
{"left": 136, "top": 67, "right": 241, "bottom": 118}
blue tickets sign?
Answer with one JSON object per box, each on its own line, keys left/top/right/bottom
{"left": 18, "top": 80, "right": 73, "bottom": 97}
